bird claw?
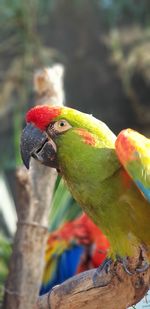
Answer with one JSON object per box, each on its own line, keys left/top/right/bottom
{"left": 118, "top": 257, "right": 150, "bottom": 275}
{"left": 93, "top": 258, "right": 113, "bottom": 287}
{"left": 93, "top": 255, "right": 150, "bottom": 288}
{"left": 97, "top": 257, "right": 113, "bottom": 274}
{"left": 136, "top": 262, "right": 150, "bottom": 273}
{"left": 121, "top": 257, "right": 135, "bottom": 275}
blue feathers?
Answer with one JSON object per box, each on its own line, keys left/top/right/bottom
{"left": 40, "top": 244, "right": 84, "bottom": 295}
{"left": 136, "top": 180, "right": 150, "bottom": 202}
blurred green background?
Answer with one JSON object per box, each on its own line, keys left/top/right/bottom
{"left": 0, "top": 0, "right": 150, "bottom": 305}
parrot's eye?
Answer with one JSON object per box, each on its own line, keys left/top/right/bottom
{"left": 54, "top": 119, "right": 72, "bottom": 132}
{"left": 47, "top": 119, "right": 72, "bottom": 135}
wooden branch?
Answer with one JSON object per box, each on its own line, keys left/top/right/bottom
{"left": 2, "top": 65, "right": 65, "bottom": 309}
{"left": 36, "top": 257, "right": 150, "bottom": 309}
{"left": 34, "top": 65, "right": 65, "bottom": 106}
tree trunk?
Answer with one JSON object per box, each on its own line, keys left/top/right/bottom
{"left": 2, "top": 64, "right": 65, "bottom": 309}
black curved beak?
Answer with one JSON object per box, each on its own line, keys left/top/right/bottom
{"left": 20, "top": 123, "right": 57, "bottom": 169}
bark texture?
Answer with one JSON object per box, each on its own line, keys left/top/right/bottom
{"left": 36, "top": 256, "right": 150, "bottom": 309}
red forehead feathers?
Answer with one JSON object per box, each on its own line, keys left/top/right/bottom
{"left": 26, "top": 105, "right": 61, "bottom": 130}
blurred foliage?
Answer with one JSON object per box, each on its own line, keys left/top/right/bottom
{"left": 105, "top": 26, "right": 150, "bottom": 133}
{"left": 101, "top": 1, "right": 150, "bottom": 135}
{"left": 49, "top": 178, "right": 81, "bottom": 231}
{"left": 100, "top": 0, "right": 150, "bottom": 26}
{"left": 0, "top": 234, "right": 12, "bottom": 305}
{"left": 0, "top": 0, "right": 63, "bottom": 169}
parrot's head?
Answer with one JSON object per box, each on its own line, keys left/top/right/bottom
{"left": 21, "top": 105, "right": 116, "bottom": 175}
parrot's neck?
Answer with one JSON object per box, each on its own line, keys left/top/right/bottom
{"left": 57, "top": 130, "right": 120, "bottom": 209}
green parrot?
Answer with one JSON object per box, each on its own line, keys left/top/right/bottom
{"left": 20, "top": 105, "right": 150, "bottom": 274}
